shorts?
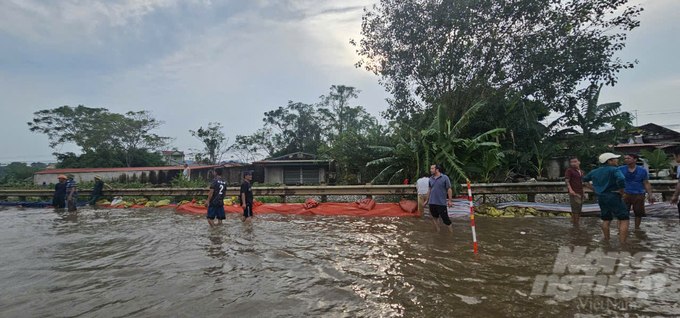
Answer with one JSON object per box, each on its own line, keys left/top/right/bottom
{"left": 623, "top": 193, "right": 646, "bottom": 217}
{"left": 598, "top": 193, "right": 629, "bottom": 221}
{"left": 417, "top": 194, "right": 428, "bottom": 214}
{"left": 67, "top": 198, "right": 77, "bottom": 211}
{"left": 569, "top": 194, "right": 583, "bottom": 214}
{"left": 243, "top": 205, "right": 253, "bottom": 218}
{"left": 53, "top": 196, "right": 65, "bottom": 208}
{"left": 207, "top": 206, "right": 226, "bottom": 220}
{"left": 429, "top": 204, "right": 451, "bottom": 226}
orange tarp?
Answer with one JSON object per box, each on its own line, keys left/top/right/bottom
{"left": 175, "top": 202, "right": 419, "bottom": 217}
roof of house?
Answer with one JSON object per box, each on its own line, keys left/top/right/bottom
{"left": 161, "top": 150, "right": 185, "bottom": 155}
{"left": 637, "top": 123, "right": 680, "bottom": 137}
{"left": 35, "top": 164, "right": 225, "bottom": 174}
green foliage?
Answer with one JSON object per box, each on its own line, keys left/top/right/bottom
{"left": 480, "top": 150, "right": 504, "bottom": 183}
{"left": 56, "top": 148, "right": 165, "bottom": 169}
{"left": 553, "top": 84, "right": 633, "bottom": 168}
{"left": 640, "top": 149, "right": 672, "bottom": 177}
{"left": 354, "top": 0, "right": 642, "bottom": 121}
{"left": 0, "top": 162, "right": 41, "bottom": 184}
{"left": 169, "top": 174, "right": 210, "bottom": 188}
{"left": 190, "top": 122, "right": 230, "bottom": 165}
{"left": 28, "top": 106, "right": 171, "bottom": 168}
{"left": 368, "top": 103, "right": 504, "bottom": 186}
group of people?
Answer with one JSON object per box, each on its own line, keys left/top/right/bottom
{"left": 410, "top": 150, "right": 680, "bottom": 241}
{"left": 565, "top": 150, "right": 680, "bottom": 243}
{"left": 52, "top": 174, "right": 113, "bottom": 211}
{"left": 203, "top": 168, "right": 254, "bottom": 227}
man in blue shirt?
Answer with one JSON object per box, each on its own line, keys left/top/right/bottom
{"left": 583, "top": 153, "right": 628, "bottom": 243}
{"left": 619, "top": 154, "right": 654, "bottom": 230}
{"left": 423, "top": 164, "right": 453, "bottom": 233}
{"left": 65, "top": 174, "right": 78, "bottom": 212}
{"left": 671, "top": 148, "right": 680, "bottom": 218}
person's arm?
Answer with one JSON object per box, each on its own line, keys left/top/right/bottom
{"left": 104, "top": 183, "right": 113, "bottom": 190}
{"left": 582, "top": 173, "right": 594, "bottom": 192}
{"left": 643, "top": 179, "right": 654, "bottom": 204}
{"left": 424, "top": 188, "right": 431, "bottom": 206}
{"left": 68, "top": 187, "right": 75, "bottom": 200}
{"left": 565, "top": 174, "right": 576, "bottom": 196}
{"left": 206, "top": 189, "right": 214, "bottom": 208}
{"left": 614, "top": 170, "right": 626, "bottom": 193}
{"left": 447, "top": 188, "right": 453, "bottom": 207}
{"left": 670, "top": 182, "right": 680, "bottom": 205}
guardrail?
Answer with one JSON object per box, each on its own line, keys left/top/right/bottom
{"left": 1, "top": 180, "right": 677, "bottom": 202}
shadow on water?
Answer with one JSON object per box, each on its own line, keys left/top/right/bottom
{"left": 0, "top": 206, "right": 678, "bottom": 317}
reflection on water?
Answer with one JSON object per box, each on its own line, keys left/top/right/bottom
{"left": 0, "top": 206, "right": 678, "bottom": 317}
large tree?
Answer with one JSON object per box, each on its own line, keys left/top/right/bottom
{"left": 189, "top": 122, "right": 230, "bottom": 165}
{"left": 28, "top": 105, "right": 171, "bottom": 167}
{"left": 262, "top": 101, "right": 325, "bottom": 156}
{"left": 354, "top": 0, "right": 643, "bottom": 121}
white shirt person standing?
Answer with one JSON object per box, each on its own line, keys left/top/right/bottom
{"left": 183, "top": 163, "right": 191, "bottom": 181}
{"left": 416, "top": 174, "right": 430, "bottom": 216}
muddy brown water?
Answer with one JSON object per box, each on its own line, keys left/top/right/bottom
{"left": 0, "top": 206, "right": 679, "bottom": 317}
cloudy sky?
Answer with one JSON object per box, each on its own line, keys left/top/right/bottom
{"left": 0, "top": 0, "right": 678, "bottom": 164}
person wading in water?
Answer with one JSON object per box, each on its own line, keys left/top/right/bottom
{"left": 583, "top": 153, "right": 629, "bottom": 243}
{"left": 423, "top": 164, "right": 453, "bottom": 233}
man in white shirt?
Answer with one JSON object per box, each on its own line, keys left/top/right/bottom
{"left": 416, "top": 174, "right": 430, "bottom": 216}
{"left": 183, "top": 163, "right": 191, "bottom": 181}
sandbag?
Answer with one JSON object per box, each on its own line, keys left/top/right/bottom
{"left": 145, "top": 201, "right": 157, "bottom": 207}
{"left": 398, "top": 199, "right": 418, "bottom": 214}
{"left": 154, "top": 199, "right": 171, "bottom": 207}
{"left": 176, "top": 200, "right": 191, "bottom": 207}
{"left": 302, "top": 198, "right": 319, "bottom": 209}
{"left": 110, "top": 196, "right": 124, "bottom": 206}
{"left": 96, "top": 199, "right": 110, "bottom": 205}
{"left": 134, "top": 198, "right": 149, "bottom": 205}
{"left": 355, "top": 198, "right": 376, "bottom": 211}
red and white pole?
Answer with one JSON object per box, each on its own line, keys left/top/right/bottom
{"left": 467, "top": 179, "right": 478, "bottom": 254}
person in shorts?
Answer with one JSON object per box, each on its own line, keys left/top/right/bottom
{"left": 240, "top": 171, "right": 254, "bottom": 222}
{"left": 65, "top": 174, "right": 78, "bottom": 211}
{"left": 206, "top": 168, "right": 227, "bottom": 226}
{"left": 670, "top": 148, "right": 680, "bottom": 218}
{"left": 619, "top": 154, "right": 654, "bottom": 230}
{"left": 565, "top": 156, "right": 584, "bottom": 226}
{"left": 416, "top": 173, "right": 430, "bottom": 216}
{"left": 423, "top": 164, "right": 453, "bottom": 233}
{"left": 583, "top": 153, "right": 629, "bottom": 243}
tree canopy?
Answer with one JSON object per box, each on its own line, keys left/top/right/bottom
{"left": 354, "top": 0, "right": 643, "bottom": 121}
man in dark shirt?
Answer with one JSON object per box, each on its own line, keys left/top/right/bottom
{"left": 89, "top": 175, "right": 113, "bottom": 205}
{"left": 565, "top": 157, "right": 585, "bottom": 226}
{"left": 240, "top": 171, "right": 254, "bottom": 222}
{"left": 206, "top": 168, "right": 227, "bottom": 227}
{"left": 53, "top": 175, "right": 67, "bottom": 208}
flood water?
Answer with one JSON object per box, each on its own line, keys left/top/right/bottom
{"left": 1, "top": 206, "right": 679, "bottom": 317}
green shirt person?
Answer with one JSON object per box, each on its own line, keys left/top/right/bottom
{"left": 582, "top": 153, "right": 629, "bottom": 243}
{"left": 89, "top": 175, "right": 113, "bottom": 205}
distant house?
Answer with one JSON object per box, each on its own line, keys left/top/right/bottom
{"left": 160, "top": 150, "right": 185, "bottom": 166}
{"left": 252, "top": 152, "right": 332, "bottom": 185}
{"left": 45, "top": 163, "right": 57, "bottom": 170}
{"left": 614, "top": 123, "right": 680, "bottom": 155}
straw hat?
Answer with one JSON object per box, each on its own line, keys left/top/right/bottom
{"left": 66, "top": 174, "right": 75, "bottom": 179}
{"left": 94, "top": 175, "right": 103, "bottom": 180}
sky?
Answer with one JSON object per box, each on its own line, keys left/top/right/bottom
{"left": 0, "top": 0, "right": 678, "bottom": 164}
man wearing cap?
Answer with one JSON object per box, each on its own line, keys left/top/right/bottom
{"left": 583, "top": 153, "right": 629, "bottom": 243}
{"left": 89, "top": 175, "right": 113, "bottom": 205}
{"left": 52, "top": 175, "right": 68, "bottom": 208}
{"left": 65, "top": 174, "right": 78, "bottom": 211}
{"left": 240, "top": 171, "right": 254, "bottom": 222}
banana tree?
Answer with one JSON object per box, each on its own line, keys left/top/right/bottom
{"left": 640, "top": 149, "right": 672, "bottom": 177}
{"left": 368, "top": 101, "right": 504, "bottom": 184}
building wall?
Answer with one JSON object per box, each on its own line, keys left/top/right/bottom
{"left": 35, "top": 169, "right": 188, "bottom": 185}
{"left": 319, "top": 167, "right": 326, "bottom": 184}
{"left": 264, "top": 166, "right": 284, "bottom": 184}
